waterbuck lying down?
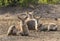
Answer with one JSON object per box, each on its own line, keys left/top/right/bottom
{"left": 37, "top": 23, "right": 57, "bottom": 31}
{"left": 17, "top": 14, "right": 29, "bottom": 36}
{"left": 7, "top": 14, "right": 29, "bottom": 36}
{"left": 26, "top": 11, "right": 38, "bottom": 30}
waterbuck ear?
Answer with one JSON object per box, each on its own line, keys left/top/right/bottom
{"left": 33, "top": 15, "right": 42, "bottom": 19}
{"left": 17, "top": 16, "right": 22, "bottom": 20}
{"left": 20, "top": 14, "right": 28, "bottom": 20}
{"left": 24, "top": 16, "right": 28, "bottom": 20}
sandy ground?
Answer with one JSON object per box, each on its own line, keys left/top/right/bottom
{"left": 0, "top": 31, "right": 60, "bottom": 41}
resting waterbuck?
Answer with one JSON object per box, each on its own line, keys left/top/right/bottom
{"left": 18, "top": 14, "right": 29, "bottom": 36}
{"left": 33, "top": 15, "right": 41, "bottom": 31}
{"left": 26, "top": 11, "right": 38, "bottom": 30}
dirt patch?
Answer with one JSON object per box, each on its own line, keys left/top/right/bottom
{"left": 0, "top": 31, "right": 60, "bottom": 41}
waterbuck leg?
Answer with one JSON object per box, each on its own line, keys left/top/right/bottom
{"left": 20, "top": 24, "right": 29, "bottom": 36}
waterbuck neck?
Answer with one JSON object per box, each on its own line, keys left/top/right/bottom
{"left": 22, "top": 20, "right": 26, "bottom": 24}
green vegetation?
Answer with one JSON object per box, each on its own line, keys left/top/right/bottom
{"left": 0, "top": 0, "right": 60, "bottom": 7}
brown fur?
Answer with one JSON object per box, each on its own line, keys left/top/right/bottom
{"left": 17, "top": 14, "right": 29, "bottom": 36}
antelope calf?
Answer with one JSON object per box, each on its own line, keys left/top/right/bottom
{"left": 26, "top": 11, "right": 38, "bottom": 30}
{"left": 18, "top": 14, "right": 29, "bottom": 36}
{"left": 33, "top": 15, "right": 41, "bottom": 31}
{"left": 37, "top": 22, "right": 57, "bottom": 31}
{"left": 7, "top": 14, "right": 29, "bottom": 36}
